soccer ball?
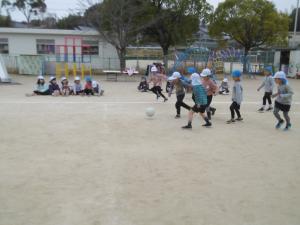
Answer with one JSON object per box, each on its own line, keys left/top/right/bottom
{"left": 146, "top": 107, "right": 155, "bottom": 117}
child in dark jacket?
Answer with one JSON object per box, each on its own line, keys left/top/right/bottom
{"left": 49, "top": 76, "right": 61, "bottom": 96}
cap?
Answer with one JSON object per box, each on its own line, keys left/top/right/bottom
{"left": 150, "top": 66, "right": 158, "bottom": 72}
{"left": 200, "top": 68, "right": 212, "bottom": 77}
{"left": 168, "top": 71, "right": 181, "bottom": 81}
{"left": 61, "top": 77, "right": 67, "bottom": 82}
{"left": 187, "top": 67, "right": 196, "bottom": 74}
{"left": 37, "top": 75, "right": 44, "bottom": 80}
{"left": 273, "top": 71, "right": 286, "bottom": 79}
{"left": 191, "top": 73, "right": 201, "bottom": 86}
{"left": 75, "top": 76, "right": 80, "bottom": 81}
{"left": 232, "top": 70, "right": 242, "bottom": 78}
{"left": 223, "top": 78, "right": 228, "bottom": 82}
{"left": 49, "top": 76, "right": 56, "bottom": 82}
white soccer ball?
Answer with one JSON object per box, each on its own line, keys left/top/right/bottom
{"left": 146, "top": 107, "right": 155, "bottom": 117}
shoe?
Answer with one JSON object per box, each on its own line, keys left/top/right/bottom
{"left": 236, "top": 117, "right": 243, "bottom": 121}
{"left": 182, "top": 124, "right": 192, "bottom": 129}
{"left": 175, "top": 115, "right": 180, "bottom": 119}
{"left": 227, "top": 119, "right": 235, "bottom": 124}
{"left": 283, "top": 123, "right": 291, "bottom": 131}
{"left": 164, "top": 98, "right": 168, "bottom": 102}
{"left": 266, "top": 106, "right": 273, "bottom": 111}
{"left": 202, "top": 122, "right": 212, "bottom": 127}
{"left": 211, "top": 108, "right": 216, "bottom": 116}
{"left": 258, "top": 107, "right": 264, "bottom": 112}
{"left": 275, "top": 120, "right": 284, "bottom": 129}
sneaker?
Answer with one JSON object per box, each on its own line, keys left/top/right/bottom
{"left": 175, "top": 115, "right": 181, "bottom": 119}
{"left": 211, "top": 108, "right": 216, "bottom": 116}
{"left": 164, "top": 98, "right": 168, "bottom": 102}
{"left": 275, "top": 120, "right": 284, "bottom": 129}
{"left": 258, "top": 107, "right": 264, "bottom": 112}
{"left": 283, "top": 123, "right": 291, "bottom": 131}
{"left": 227, "top": 119, "right": 235, "bottom": 124}
{"left": 202, "top": 122, "right": 212, "bottom": 127}
{"left": 266, "top": 106, "right": 273, "bottom": 111}
{"left": 236, "top": 117, "right": 243, "bottom": 121}
{"left": 182, "top": 124, "right": 192, "bottom": 129}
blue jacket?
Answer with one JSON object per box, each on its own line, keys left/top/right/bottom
{"left": 193, "top": 85, "right": 207, "bottom": 105}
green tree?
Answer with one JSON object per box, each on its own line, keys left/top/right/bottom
{"left": 85, "top": 0, "right": 152, "bottom": 70}
{"left": 56, "top": 14, "right": 84, "bottom": 29}
{"left": 0, "top": 15, "right": 11, "bottom": 27}
{"left": 208, "top": 0, "right": 289, "bottom": 73}
{"left": 143, "top": 0, "right": 212, "bottom": 69}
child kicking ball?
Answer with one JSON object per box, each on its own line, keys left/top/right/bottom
{"left": 182, "top": 73, "right": 211, "bottom": 129}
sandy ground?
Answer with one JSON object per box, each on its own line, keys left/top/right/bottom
{"left": 0, "top": 74, "right": 300, "bottom": 225}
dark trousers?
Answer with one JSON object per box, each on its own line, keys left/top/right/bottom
{"left": 230, "top": 101, "right": 241, "bottom": 119}
{"left": 263, "top": 92, "right": 272, "bottom": 105}
{"left": 34, "top": 90, "right": 51, "bottom": 95}
{"left": 176, "top": 94, "right": 191, "bottom": 115}
{"left": 151, "top": 86, "right": 167, "bottom": 99}
{"left": 84, "top": 89, "right": 94, "bottom": 95}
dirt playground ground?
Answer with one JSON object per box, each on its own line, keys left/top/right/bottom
{"left": 0, "top": 74, "right": 300, "bottom": 225}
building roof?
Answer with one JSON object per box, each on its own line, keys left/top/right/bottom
{"left": 0, "top": 27, "right": 99, "bottom": 36}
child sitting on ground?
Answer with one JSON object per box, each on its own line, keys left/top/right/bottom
{"left": 219, "top": 77, "right": 230, "bottom": 95}
{"left": 48, "top": 76, "right": 60, "bottom": 96}
{"left": 84, "top": 76, "right": 94, "bottom": 95}
{"left": 26, "top": 75, "right": 50, "bottom": 96}
{"left": 137, "top": 76, "right": 149, "bottom": 92}
{"left": 92, "top": 80, "right": 104, "bottom": 96}
{"left": 73, "top": 76, "right": 84, "bottom": 95}
{"left": 61, "top": 77, "right": 72, "bottom": 96}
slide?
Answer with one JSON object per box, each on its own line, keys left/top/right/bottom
{"left": 0, "top": 54, "right": 11, "bottom": 83}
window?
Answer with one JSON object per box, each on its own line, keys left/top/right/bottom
{"left": 82, "top": 40, "right": 99, "bottom": 55}
{"left": 0, "top": 38, "right": 9, "bottom": 54}
{"left": 36, "top": 39, "right": 55, "bottom": 54}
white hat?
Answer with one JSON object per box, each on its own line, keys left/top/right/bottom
{"left": 273, "top": 71, "right": 286, "bottom": 79}
{"left": 75, "top": 76, "right": 80, "bottom": 81}
{"left": 37, "top": 75, "right": 44, "bottom": 80}
{"left": 150, "top": 66, "right": 158, "bottom": 72}
{"left": 49, "top": 76, "right": 56, "bottom": 82}
{"left": 61, "top": 76, "right": 67, "bottom": 82}
{"left": 191, "top": 73, "right": 201, "bottom": 86}
{"left": 200, "top": 68, "right": 211, "bottom": 77}
{"left": 168, "top": 71, "right": 181, "bottom": 81}
{"left": 223, "top": 78, "right": 228, "bottom": 82}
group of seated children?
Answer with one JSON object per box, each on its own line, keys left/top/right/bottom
{"left": 27, "top": 75, "right": 104, "bottom": 97}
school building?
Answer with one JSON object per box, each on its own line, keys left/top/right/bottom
{"left": 0, "top": 27, "right": 120, "bottom": 75}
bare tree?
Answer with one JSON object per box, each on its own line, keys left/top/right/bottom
{"left": 85, "top": 0, "right": 153, "bottom": 70}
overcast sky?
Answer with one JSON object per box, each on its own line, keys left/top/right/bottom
{"left": 2, "top": 0, "right": 299, "bottom": 22}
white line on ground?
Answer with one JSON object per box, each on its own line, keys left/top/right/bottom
{"left": 0, "top": 101, "right": 299, "bottom": 105}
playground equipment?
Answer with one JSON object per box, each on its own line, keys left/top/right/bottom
{"left": 0, "top": 54, "right": 12, "bottom": 83}
{"left": 171, "top": 47, "right": 210, "bottom": 75}
{"left": 42, "top": 36, "right": 93, "bottom": 80}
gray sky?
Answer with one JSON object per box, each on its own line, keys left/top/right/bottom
{"left": 3, "top": 0, "right": 299, "bottom": 22}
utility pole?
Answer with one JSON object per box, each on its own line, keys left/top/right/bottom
{"left": 294, "top": 0, "right": 300, "bottom": 47}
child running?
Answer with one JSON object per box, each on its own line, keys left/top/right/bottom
{"left": 168, "top": 71, "right": 191, "bottom": 118}
{"left": 227, "top": 70, "right": 243, "bottom": 124}
{"left": 200, "top": 68, "right": 218, "bottom": 120}
{"left": 272, "top": 71, "right": 293, "bottom": 131}
{"left": 148, "top": 65, "right": 168, "bottom": 102}
{"left": 257, "top": 68, "right": 275, "bottom": 112}
{"left": 182, "top": 73, "right": 211, "bottom": 129}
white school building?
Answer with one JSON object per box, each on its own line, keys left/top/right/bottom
{"left": 0, "top": 27, "right": 120, "bottom": 75}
